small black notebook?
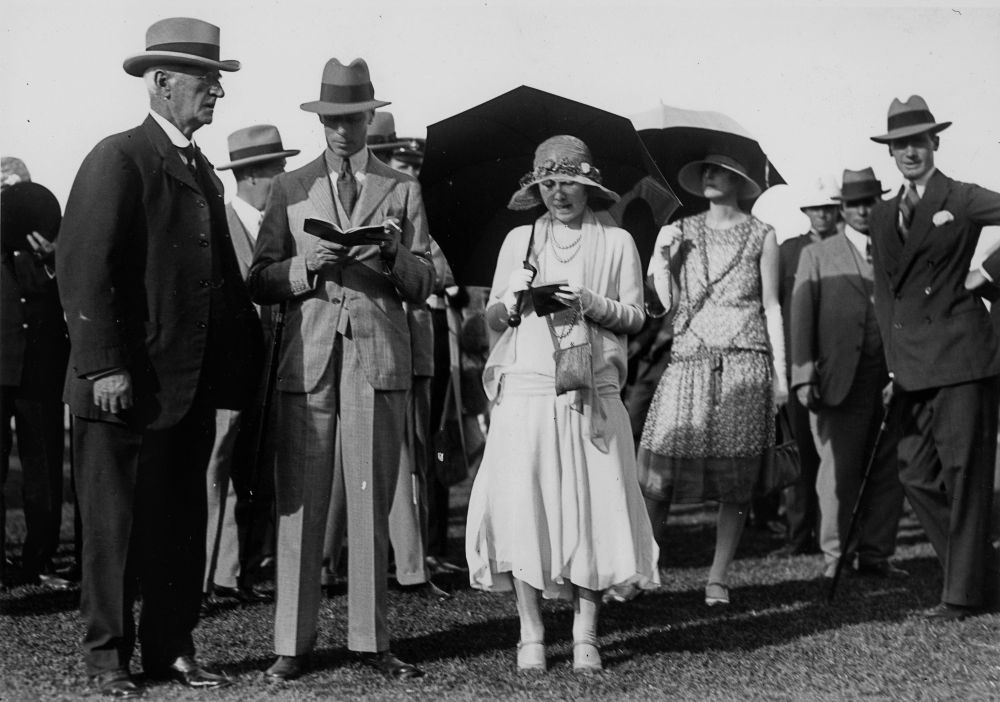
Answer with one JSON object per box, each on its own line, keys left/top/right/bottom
{"left": 530, "top": 281, "right": 568, "bottom": 317}
{"left": 304, "top": 218, "right": 386, "bottom": 247}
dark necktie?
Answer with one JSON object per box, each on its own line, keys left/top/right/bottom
{"left": 181, "top": 144, "right": 198, "bottom": 176}
{"left": 338, "top": 158, "right": 357, "bottom": 216}
{"left": 898, "top": 181, "right": 919, "bottom": 239}
{"left": 865, "top": 240, "right": 872, "bottom": 264}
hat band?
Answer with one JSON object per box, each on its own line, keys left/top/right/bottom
{"left": 229, "top": 143, "right": 285, "bottom": 161}
{"left": 146, "top": 41, "right": 221, "bottom": 62}
{"left": 887, "top": 109, "right": 936, "bottom": 132}
{"left": 319, "top": 81, "right": 375, "bottom": 105}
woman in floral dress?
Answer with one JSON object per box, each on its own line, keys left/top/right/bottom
{"left": 638, "top": 154, "right": 787, "bottom": 607}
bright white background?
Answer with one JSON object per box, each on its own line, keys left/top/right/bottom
{"left": 3, "top": 0, "right": 1000, "bottom": 241}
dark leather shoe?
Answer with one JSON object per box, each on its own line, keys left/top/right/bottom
{"left": 425, "top": 556, "right": 467, "bottom": 575}
{"left": 264, "top": 655, "right": 304, "bottom": 681}
{"left": 92, "top": 669, "right": 143, "bottom": 698}
{"left": 156, "top": 656, "right": 230, "bottom": 688}
{"left": 357, "top": 651, "right": 424, "bottom": 680}
{"left": 923, "top": 603, "right": 978, "bottom": 622}
{"left": 401, "top": 580, "right": 452, "bottom": 601}
{"left": 38, "top": 572, "right": 76, "bottom": 591}
{"left": 212, "top": 584, "right": 272, "bottom": 604}
{"left": 856, "top": 561, "right": 909, "bottom": 579}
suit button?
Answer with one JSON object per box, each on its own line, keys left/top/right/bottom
{"left": 197, "top": 321, "right": 207, "bottom": 329}
{"left": 330, "top": 297, "right": 341, "bottom": 304}
{"left": 197, "top": 200, "right": 206, "bottom": 208}
{"left": 21, "top": 323, "right": 29, "bottom": 329}
{"left": 198, "top": 239, "right": 210, "bottom": 247}
{"left": 19, "top": 297, "right": 26, "bottom": 303}
{"left": 200, "top": 279, "right": 210, "bottom": 288}
{"left": 924, "top": 286, "right": 932, "bottom": 295}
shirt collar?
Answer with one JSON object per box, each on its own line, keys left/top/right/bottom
{"left": 230, "top": 195, "right": 263, "bottom": 241}
{"left": 843, "top": 224, "right": 869, "bottom": 256}
{"left": 325, "top": 148, "right": 370, "bottom": 179}
{"left": 149, "top": 110, "right": 193, "bottom": 149}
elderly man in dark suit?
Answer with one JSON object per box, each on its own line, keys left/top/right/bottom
{"left": 201, "top": 125, "right": 297, "bottom": 609}
{"left": 774, "top": 176, "right": 841, "bottom": 556}
{"left": 869, "top": 95, "right": 1000, "bottom": 620}
{"left": 791, "top": 167, "right": 906, "bottom": 580}
{"left": 57, "top": 18, "right": 262, "bottom": 696}
{"left": 249, "top": 58, "right": 434, "bottom": 681}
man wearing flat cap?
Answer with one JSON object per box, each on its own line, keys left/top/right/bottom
{"left": 57, "top": 17, "right": 263, "bottom": 696}
{"left": 249, "top": 58, "right": 434, "bottom": 681}
{"left": 773, "top": 176, "right": 841, "bottom": 558}
{"left": 868, "top": 95, "right": 1000, "bottom": 620}
{"left": 791, "top": 167, "right": 905, "bottom": 581}
{"left": 201, "top": 125, "right": 298, "bottom": 610}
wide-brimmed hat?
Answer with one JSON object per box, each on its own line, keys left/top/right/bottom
{"left": 300, "top": 58, "right": 390, "bottom": 116}
{"left": 833, "top": 167, "right": 890, "bottom": 202}
{"left": 217, "top": 125, "right": 299, "bottom": 171}
{"left": 799, "top": 175, "right": 841, "bottom": 210}
{"left": 388, "top": 139, "right": 425, "bottom": 165}
{"left": 677, "top": 154, "right": 762, "bottom": 200}
{"left": 123, "top": 17, "right": 240, "bottom": 77}
{"left": 508, "top": 135, "right": 619, "bottom": 211}
{"left": 870, "top": 95, "right": 951, "bottom": 144}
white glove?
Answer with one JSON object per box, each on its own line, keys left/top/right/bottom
{"left": 502, "top": 267, "right": 536, "bottom": 313}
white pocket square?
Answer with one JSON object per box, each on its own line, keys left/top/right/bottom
{"left": 932, "top": 210, "right": 954, "bottom": 226}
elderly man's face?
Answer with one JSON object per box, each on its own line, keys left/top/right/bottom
{"left": 161, "top": 67, "right": 224, "bottom": 135}
{"left": 322, "top": 111, "right": 372, "bottom": 158}
{"left": 841, "top": 197, "right": 877, "bottom": 234}
{"left": 890, "top": 133, "right": 937, "bottom": 182}
{"left": 802, "top": 205, "right": 838, "bottom": 235}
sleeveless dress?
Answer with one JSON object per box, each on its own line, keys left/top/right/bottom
{"left": 465, "top": 212, "right": 659, "bottom": 600}
{"left": 637, "top": 212, "right": 775, "bottom": 504}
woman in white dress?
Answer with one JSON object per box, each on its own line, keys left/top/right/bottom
{"left": 465, "top": 135, "right": 659, "bottom": 673}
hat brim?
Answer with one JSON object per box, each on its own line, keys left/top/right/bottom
{"left": 831, "top": 187, "right": 891, "bottom": 202}
{"left": 300, "top": 99, "right": 391, "bottom": 116}
{"left": 368, "top": 140, "right": 415, "bottom": 152}
{"left": 870, "top": 121, "right": 951, "bottom": 144}
{"left": 123, "top": 52, "right": 240, "bottom": 77}
{"left": 678, "top": 160, "right": 761, "bottom": 200}
{"left": 217, "top": 149, "right": 300, "bottom": 171}
{"left": 507, "top": 175, "right": 620, "bottom": 211}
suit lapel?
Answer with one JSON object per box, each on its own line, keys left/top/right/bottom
{"left": 226, "top": 204, "right": 254, "bottom": 275}
{"left": 352, "top": 158, "right": 395, "bottom": 227}
{"left": 296, "top": 155, "right": 340, "bottom": 227}
{"left": 896, "top": 171, "right": 950, "bottom": 284}
{"left": 141, "top": 115, "right": 202, "bottom": 194}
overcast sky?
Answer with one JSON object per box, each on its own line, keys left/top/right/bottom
{"left": 3, "top": 0, "right": 999, "bottom": 241}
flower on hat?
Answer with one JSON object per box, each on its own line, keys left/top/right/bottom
{"left": 932, "top": 210, "right": 954, "bottom": 227}
{"left": 518, "top": 158, "right": 604, "bottom": 189}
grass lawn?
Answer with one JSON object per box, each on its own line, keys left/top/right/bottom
{"left": 3, "top": 464, "right": 1000, "bottom": 701}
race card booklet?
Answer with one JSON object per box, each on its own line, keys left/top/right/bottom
{"left": 530, "top": 280, "right": 568, "bottom": 317}
{"left": 304, "top": 218, "right": 386, "bottom": 247}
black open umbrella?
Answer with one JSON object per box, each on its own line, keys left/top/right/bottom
{"left": 421, "top": 86, "right": 679, "bottom": 287}
{"left": 632, "top": 104, "right": 786, "bottom": 222}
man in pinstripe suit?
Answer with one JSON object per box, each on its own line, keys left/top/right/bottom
{"left": 248, "top": 58, "right": 434, "bottom": 680}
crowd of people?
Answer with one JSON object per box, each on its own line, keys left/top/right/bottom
{"left": 3, "top": 15, "right": 1000, "bottom": 697}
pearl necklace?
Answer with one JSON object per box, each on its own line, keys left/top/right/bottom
{"left": 547, "top": 224, "right": 582, "bottom": 264}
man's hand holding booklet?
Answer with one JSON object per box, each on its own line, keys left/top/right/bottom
{"left": 304, "top": 218, "right": 397, "bottom": 248}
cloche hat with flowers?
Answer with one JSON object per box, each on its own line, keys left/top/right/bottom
{"left": 508, "top": 135, "right": 620, "bottom": 211}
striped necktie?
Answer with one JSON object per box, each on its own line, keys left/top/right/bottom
{"left": 338, "top": 158, "right": 357, "bottom": 216}
{"left": 898, "top": 181, "right": 919, "bottom": 239}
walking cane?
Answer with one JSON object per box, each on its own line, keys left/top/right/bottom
{"left": 827, "top": 399, "right": 893, "bottom": 601}
{"left": 246, "top": 301, "right": 286, "bottom": 498}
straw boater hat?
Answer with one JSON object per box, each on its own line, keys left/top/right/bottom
{"left": 832, "top": 167, "right": 890, "bottom": 202}
{"left": 677, "top": 154, "right": 762, "bottom": 200}
{"left": 870, "top": 95, "right": 951, "bottom": 144}
{"left": 508, "top": 135, "right": 619, "bottom": 211}
{"left": 217, "top": 125, "right": 299, "bottom": 171}
{"left": 799, "top": 174, "right": 841, "bottom": 210}
{"left": 123, "top": 17, "right": 240, "bottom": 77}
{"left": 300, "top": 58, "right": 390, "bottom": 116}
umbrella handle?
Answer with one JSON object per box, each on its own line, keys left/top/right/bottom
{"left": 507, "top": 260, "right": 537, "bottom": 327}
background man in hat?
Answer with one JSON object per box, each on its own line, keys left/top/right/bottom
{"left": 320, "top": 113, "right": 449, "bottom": 602}
{"left": 790, "top": 167, "right": 906, "bottom": 580}
{"left": 201, "top": 125, "right": 298, "bottom": 610}
{"left": 0, "top": 165, "right": 73, "bottom": 592}
{"left": 249, "top": 58, "right": 434, "bottom": 681}
{"left": 773, "top": 175, "right": 841, "bottom": 557}
{"left": 869, "top": 95, "right": 1000, "bottom": 620}
{"left": 57, "top": 17, "right": 263, "bottom": 696}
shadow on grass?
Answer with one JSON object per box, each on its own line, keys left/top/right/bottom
{"left": 0, "top": 584, "right": 79, "bottom": 616}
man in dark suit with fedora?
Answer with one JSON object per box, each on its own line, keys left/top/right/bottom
{"left": 869, "top": 95, "right": 1000, "bottom": 620}
{"left": 57, "top": 17, "right": 262, "bottom": 696}
{"left": 201, "top": 125, "right": 298, "bottom": 610}
{"left": 249, "top": 58, "right": 434, "bottom": 681}
{"left": 791, "top": 167, "right": 906, "bottom": 581}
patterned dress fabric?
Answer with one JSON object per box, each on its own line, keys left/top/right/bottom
{"left": 638, "top": 212, "right": 775, "bottom": 504}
